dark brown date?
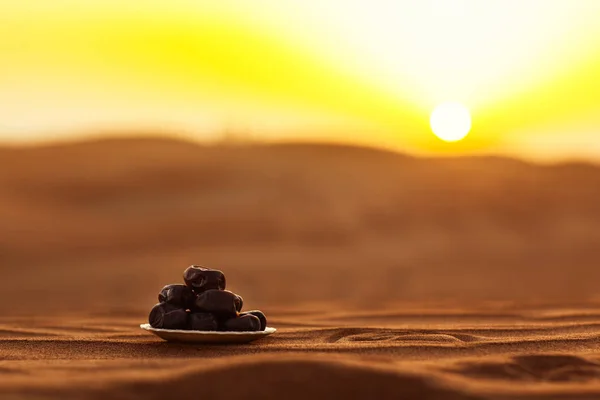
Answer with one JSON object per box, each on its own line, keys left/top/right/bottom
{"left": 240, "top": 310, "right": 267, "bottom": 331}
{"left": 158, "top": 284, "right": 195, "bottom": 309}
{"left": 220, "top": 314, "right": 261, "bottom": 332}
{"left": 234, "top": 293, "right": 243, "bottom": 312}
{"left": 148, "top": 303, "right": 188, "bottom": 330}
{"left": 188, "top": 312, "right": 218, "bottom": 331}
{"left": 194, "top": 290, "right": 240, "bottom": 316}
{"left": 183, "top": 265, "right": 226, "bottom": 293}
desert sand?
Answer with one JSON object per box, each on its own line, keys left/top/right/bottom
{"left": 2, "top": 138, "right": 600, "bottom": 399}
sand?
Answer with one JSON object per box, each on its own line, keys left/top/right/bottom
{"left": 2, "top": 138, "right": 600, "bottom": 399}
{"left": 4, "top": 307, "right": 600, "bottom": 399}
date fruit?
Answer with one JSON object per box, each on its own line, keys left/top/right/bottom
{"left": 183, "top": 266, "right": 226, "bottom": 293}
{"left": 220, "top": 314, "right": 261, "bottom": 332}
{"left": 148, "top": 265, "right": 269, "bottom": 333}
{"left": 188, "top": 312, "right": 218, "bottom": 331}
{"left": 194, "top": 289, "right": 241, "bottom": 316}
{"left": 158, "top": 284, "right": 195, "bottom": 309}
{"left": 148, "top": 303, "right": 188, "bottom": 330}
{"left": 234, "top": 293, "right": 244, "bottom": 312}
{"left": 240, "top": 310, "right": 267, "bottom": 331}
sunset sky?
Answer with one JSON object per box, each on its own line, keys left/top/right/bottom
{"left": 1, "top": 0, "right": 600, "bottom": 160}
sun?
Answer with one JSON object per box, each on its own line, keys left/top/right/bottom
{"left": 430, "top": 102, "right": 472, "bottom": 142}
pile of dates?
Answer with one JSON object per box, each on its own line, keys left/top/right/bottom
{"left": 148, "top": 266, "right": 267, "bottom": 332}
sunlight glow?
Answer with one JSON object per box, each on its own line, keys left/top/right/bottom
{"left": 1, "top": 1, "right": 600, "bottom": 159}
{"left": 430, "top": 103, "right": 471, "bottom": 142}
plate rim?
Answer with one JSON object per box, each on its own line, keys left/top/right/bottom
{"left": 140, "top": 323, "right": 276, "bottom": 335}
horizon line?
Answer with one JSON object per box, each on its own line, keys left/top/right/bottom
{"left": 1, "top": 132, "right": 599, "bottom": 168}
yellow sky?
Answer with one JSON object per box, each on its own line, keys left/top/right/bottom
{"left": 1, "top": 0, "right": 600, "bottom": 160}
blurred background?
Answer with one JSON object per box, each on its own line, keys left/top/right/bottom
{"left": 1, "top": 0, "right": 600, "bottom": 315}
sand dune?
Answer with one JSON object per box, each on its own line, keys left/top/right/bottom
{"left": 3, "top": 138, "right": 600, "bottom": 398}
{"left": 2, "top": 138, "right": 600, "bottom": 314}
{"left": 3, "top": 309, "right": 600, "bottom": 399}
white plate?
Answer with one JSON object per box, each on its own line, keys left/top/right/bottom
{"left": 140, "top": 324, "right": 276, "bottom": 343}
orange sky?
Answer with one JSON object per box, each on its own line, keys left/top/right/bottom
{"left": 1, "top": 0, "right": 600, "bottom": 160}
